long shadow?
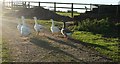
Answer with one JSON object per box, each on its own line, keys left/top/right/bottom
{"left": 69, "top": 38, "right": 112, "bottom": 51}
{"left": 46, "top": 36, "right": 90, "bottom": 52}
{"left": 46, "top": 36, "right": 78, "bottom": 49}
{"left": 69, "top": 38, "right": 113, "bottom": 61}
{"left": 30, "top": 37, "right": 87, "bottom": 63}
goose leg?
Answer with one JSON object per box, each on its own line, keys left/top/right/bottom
{"left": 35, "top": 32, "right": 39, "bottom": 36}
{"left": 38, "top": 32, "right": 40, "bottom": 35}
{"left": 26, "top": 37, "right": 30, "bottom": 42}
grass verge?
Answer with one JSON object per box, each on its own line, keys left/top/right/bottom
{"left": 2, "top": 38, "right": 10, "bottom": 62}
{"left": 72, "top": 31, "right": 119, "bottom": 61}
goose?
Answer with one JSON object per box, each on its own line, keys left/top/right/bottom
{"left": 61, "top": 20, "right": 73, "bottom": 39}
{"left": 50, "top": 19, "right": 60, "bottom": 35}
{"left": 20, "top": 16, "right": 31, "bottom": 40}
{"left": 17, "top": 18, "right": 22, "bottom": 32}
{"left": 33, "top": 17, "right": 44, "bottom": 35}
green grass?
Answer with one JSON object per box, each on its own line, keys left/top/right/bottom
{"left": 1, "top": 38, "right": 10, "bottom": 62}
{"left": 0, "top": 37, "right": 2, "bottom": 62}
{"left": 56, "top": 12, "right": 80, "bottom": 17}
{"left": 72, "top": 31, "right": 119, "bottom": 61}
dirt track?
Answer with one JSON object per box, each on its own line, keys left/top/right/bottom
{"left": 2, "top": 16, "right": 112, "bottom": 63}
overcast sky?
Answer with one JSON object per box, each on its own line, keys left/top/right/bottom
{"left": 4, "top": 0, "right": 120, "bottom": 5}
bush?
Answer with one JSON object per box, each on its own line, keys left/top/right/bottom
{"left": 75, "top": 18, "right": 118, "bottom": 37}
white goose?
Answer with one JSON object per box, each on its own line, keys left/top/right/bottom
{"left": 33, "top": 17, "right": 44, "bottom": 35}
{"left": 50, "top": 19, "right": 60, "bottom": 35}
{"left": 17, "top": 18, "right": 22, "bottom": 32}
{"left": 20, "top": 16, "right": 31, "bottom": 39}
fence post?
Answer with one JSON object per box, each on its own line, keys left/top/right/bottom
{"left": 2, "top": 0, "right": 5, "bottom": 10}
{"left": 39, "top": 2, "right": 40, "bottom": 7}
{"left": 28, "top": 2, "right": 30, "bottom": 8}
{"left": 98, "top": 5, "right": 100, "bottom": 16}
{"left": 116, "top": 5, "right": 118, "bottom": 16}
{"left": 71, "top": 3, "right": 73, "bottom": 18}
{"left": 25, "top": 2, "right": 26, "bottom": 8}
{"left": 54, "top": 2, "right": 56, "bottom": 12}
{"left": 90, "top": 3, "right": 92, "bottom": 11}
{"left": 11, "top": 1, "right": 13, "bottom": 8}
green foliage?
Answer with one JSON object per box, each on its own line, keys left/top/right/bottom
{"left": 75, "top": 18, "right": 119, "bottom": 37}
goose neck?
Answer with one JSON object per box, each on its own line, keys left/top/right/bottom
{"left": 33, "top": 17, "right": 38, "bottom": 24}
{"left": 63, "top": 21, "right": 66, "bottom": 28}
{"left": 22, "top": 18, "right": 26, "bottom": 25}
{"left": 34, "top": 19, "right": 38, "bottom": 24}
{"left": 52, "top": 19, "right": 54, "bottom": 26}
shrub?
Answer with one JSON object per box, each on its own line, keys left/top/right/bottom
{"left": 76, "top": 18, "right": 117, "bottom": 36}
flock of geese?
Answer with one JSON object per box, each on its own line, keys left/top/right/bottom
{"left": 17, "top": 16, "right": 72, "bottom": 40}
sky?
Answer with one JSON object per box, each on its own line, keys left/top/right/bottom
{"left": 4, "top": 0, "right": 120, "bottom": 5}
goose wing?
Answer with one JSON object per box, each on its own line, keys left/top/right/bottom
{"left": 17, "top": 24, "right": 22, "bottom": 32}
{"left": 34, "top": 24, "right": 43, "bottom": 32}
{"left": 51, "top": 26, "right": 60, "bottom": 33}
{"left": 21, "top": 25, "right": 31, "bottom": 36}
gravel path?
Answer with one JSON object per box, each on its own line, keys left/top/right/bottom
{"left": 2, "top": 16, "right": 112, "bottom": 63}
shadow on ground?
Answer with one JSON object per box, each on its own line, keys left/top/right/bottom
{"left": 68, "top": 37, "right": 113, "bottom": 61}
{"left": 30, "top": 37, "right": 87, "bottom": 63}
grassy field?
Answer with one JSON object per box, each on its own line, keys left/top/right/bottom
{"left": 2, "top": 38, "right": 10, "bottom": 62}
{"left": 72, "top": 31, "right": 119, "bottom": 61}
{"left": 31, "top": 18, "right": 119, "bottom": 61}
{"left": 56, "top": 12, "right": 80, "bottom": 17}
{"left": 0, "top": 38, "right": 2, "bottom": 63}
{"left": 0, "top": 36, "right": 10, "bottom": 62}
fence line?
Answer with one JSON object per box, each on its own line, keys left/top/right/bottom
{"left": 3, "top": 1, "right": 107, "bottom": 17}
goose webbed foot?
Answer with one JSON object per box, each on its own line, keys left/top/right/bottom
{"left": 63, "top": 35, "right": 69, "bottom": 40}
{"left": 21, "top": 37, "right": 30, "bottom": 42}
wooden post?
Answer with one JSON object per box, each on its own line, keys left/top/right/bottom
{"left": 28, "top": 2, "right": 30, "bottom": 8}
{"left": 85, "top": 6, "right": 87, "bottom": 11}
{"left": 71, "top": 3, "right": 73, "bottom": 18}
{"left": 2, "top": 0, "right": 5, "bottom": 10}
{"left": 54, "top": 2, "right": 56, "bottom": 12}
{"left": 98, "top": 5, "right": 100, "bottom": 16}
{"left": 11, "top": 1, "right": 13, "bottom": 8}
{"left": 90, "top": 3, "right": 92, "bottom": 11}
{"left": 116, "top": 5, "right": 118, "bottom": 16}
{"left": 39, "top": 2, "right": 40, "bottom": 7}
{"left": 24, "top": 2, "right": 26, "bottom": 8}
